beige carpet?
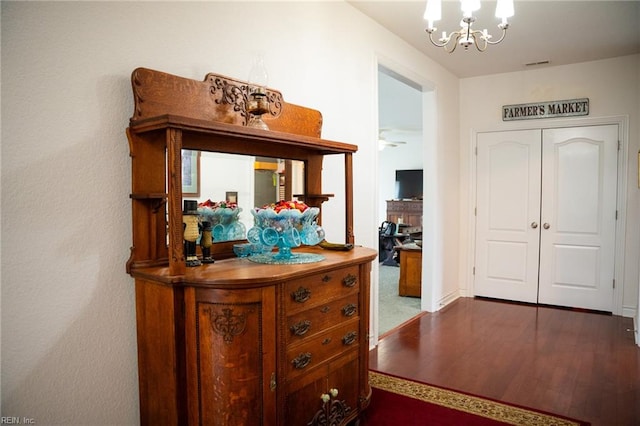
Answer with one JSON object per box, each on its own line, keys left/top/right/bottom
{"left": 378, "top": 264, "right": 421, "bottom": 335}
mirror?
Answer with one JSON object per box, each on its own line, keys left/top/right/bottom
{"left": 182, "top": 151, "right": 305, "bottom": 243}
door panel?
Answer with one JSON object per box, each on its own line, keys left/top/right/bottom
{"left": 538, "top": 125, "right": 618, "bottom": 311}
{"left": 475, "top": 130, "right": 541, "bottom": 303}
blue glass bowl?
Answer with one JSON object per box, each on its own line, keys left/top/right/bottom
{"left": 246, "top": 207, "right": 325, "bottom": 263}
{"left": 199, "top": 206, "right": 246, "bottom": 241}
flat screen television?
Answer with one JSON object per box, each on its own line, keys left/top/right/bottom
{"left": 395, "top": 169, "right": 423, "bottom": 200}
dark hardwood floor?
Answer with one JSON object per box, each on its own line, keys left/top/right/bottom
{"left": 369, "top": 297, "right": 640, "bottom": 426}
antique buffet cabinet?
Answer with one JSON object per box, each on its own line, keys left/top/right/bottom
{"left": 125, "top": 68, "right": 376, "bottom": 425}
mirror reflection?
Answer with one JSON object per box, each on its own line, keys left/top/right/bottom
{"left": 182, "top": 151, "right": 305, "bottom": 242}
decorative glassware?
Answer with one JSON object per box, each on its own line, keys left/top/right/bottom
{"left": 246, "top": 202, "right": 325, "bottom": 264}
{"left": 197, "top": 200, "right": 246, "bottom": 242}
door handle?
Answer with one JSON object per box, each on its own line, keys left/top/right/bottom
{"left": 543, "top": 223, "right": 550, "bottom": 229}
{"left": 531, "top": 222, "right": 538, "bottom": 229}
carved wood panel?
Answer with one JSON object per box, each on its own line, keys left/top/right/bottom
{"left": 130, "top": 67, "right": 322, "bottom": 138}
{"left": 192, "top": 287, "right": 276, "bottom": 426}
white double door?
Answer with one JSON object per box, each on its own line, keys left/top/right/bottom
{"left": 474, "top": 125, "right": 618, "bottom": 311}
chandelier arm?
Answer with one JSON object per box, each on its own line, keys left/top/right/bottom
{"left": 426, "top": 29, "right": 450, "bottom": 48}
{"left": 484, "top": 26, "right": 508, "bottom": 45}
{"left": 426, "top": 29, "right": 459, "bottom": 53}
{"left": 472, "top": 32, "right": 488, "bottom": 52}
{"left": 447, "top": 34, "right": 460, "bottom": 53}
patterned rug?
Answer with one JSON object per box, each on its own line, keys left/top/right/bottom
{"left": 364, "top": 371, "right": 590, "bottom": 426}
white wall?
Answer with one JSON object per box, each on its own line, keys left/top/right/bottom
{"left": 1, "top": 1, "right": 460, "bottom": 423}
{"left": 458, "top": 55, "right": 640, "bottom": 318}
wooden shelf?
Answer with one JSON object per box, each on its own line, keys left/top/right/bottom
{"left": 130, "top": 115, "right": 357, "bottom": 159}
{"left": 129, "top": 193, "right": 167, "bottom": 199}
{"left": 295, "top": 193, "right": 335, "bottom": 204}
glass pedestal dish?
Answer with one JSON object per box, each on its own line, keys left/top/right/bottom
{"left": 247, "top": 206, "right": 325, "bottom": 264}
{"left": 198, "top": 206, "right": 246, "bottom": 241}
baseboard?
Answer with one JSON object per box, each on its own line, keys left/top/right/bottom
{"left": 437, "top": 291, "right": 461, "bottom": 311}
{"left": 622, "top": 305, "right": 638, "bottom": 345}
{"left": 622, "top": 305, "right": 637, "bottom": 319}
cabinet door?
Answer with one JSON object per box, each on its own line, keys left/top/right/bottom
{"left": 185, "top": 286, "right": 276, "bottom": 426}
{"left": 406, "top": 213, "right": 422, "bottom": 228}
{"left": 326, "top": 351, "right": 359, "bottom": 419}
{"left": 285, "top": 351, "right": 359, "bottom": 425}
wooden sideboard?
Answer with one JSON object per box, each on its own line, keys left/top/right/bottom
{"left": 386, "top": 200, "right": 423, "bottom": 228}
{"left": 134, "top": 247, "right": 375, "bottom": 425}
{"left": 126, "top": 68, "right": 376, "bottom": 425}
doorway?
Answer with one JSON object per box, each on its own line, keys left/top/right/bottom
{"left": 474, "top": 124, "right": 619, "bottom": 312}
{"left": 377, "top": 65, "right": 423, "bottom": 334}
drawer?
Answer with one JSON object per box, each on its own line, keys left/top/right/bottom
{"left": 285, "top": 266, "right": 359, "bottom": 314}
{"left": 285, "top": 318, "right": 360, "bottom": 381}
{"left": 286, "top": 293, "right": 359, "bottom": 345}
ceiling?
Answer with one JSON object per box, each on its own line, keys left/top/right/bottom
{"left": 348, "top": 0, "right": 640, "bottom": 79}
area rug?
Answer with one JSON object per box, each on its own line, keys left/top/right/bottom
{"left": 362, "top": 371, "right": 590, "bottom": 426}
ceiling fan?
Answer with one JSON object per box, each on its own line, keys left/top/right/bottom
{"left": 378, "top": 129, "right": 408, "bottom": 149}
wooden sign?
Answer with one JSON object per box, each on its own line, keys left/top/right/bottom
{"left": 502, "top": 98, "right": 589, "bottom": 121}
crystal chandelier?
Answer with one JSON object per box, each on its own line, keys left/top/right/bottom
{"left": 424, "top": 0, "right": 514, "bottom": 53}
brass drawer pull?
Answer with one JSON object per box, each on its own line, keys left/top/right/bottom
{"left": 343, "top": 274, "right": 357, "bottom": 288}
{"left": 342, "top": 331, "right": 357, "bottom": 346}
{"left": 290, "top": 320, "right": 311, "bottom": 336}
{"left": 291, "top": 286, "right": 311, "bottom": 303}
{"left": 342, "top": 303, "right": 357, "bottom": 317}
{"left": 292, "top": 352, "right": 312, "bottom": 370}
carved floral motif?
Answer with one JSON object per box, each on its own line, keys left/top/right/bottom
{"left": 308, "top": 389, "right": 351, "bottom": 426}
{"left": 208, "top": 307, "right": 247, "bottom": 344}
{"left": 207, "top": 74, "right": 283, "bottom": 126}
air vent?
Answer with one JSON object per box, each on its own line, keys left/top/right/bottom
{"left": 525, "top": 60, "right": 550, "bottom": 67}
